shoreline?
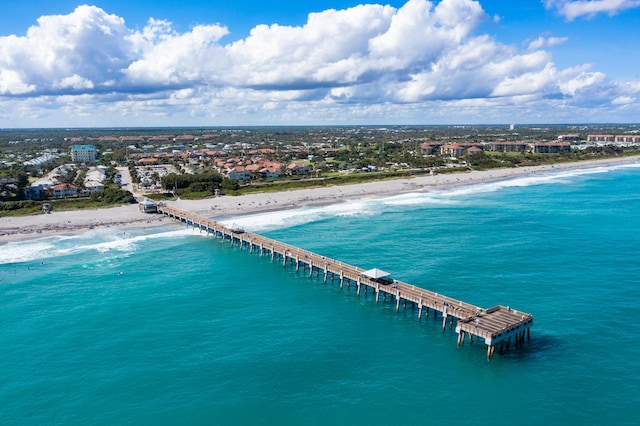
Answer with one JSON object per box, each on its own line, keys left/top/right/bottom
{"left": 2, "top": 155, "right": 639, "bottom": 245}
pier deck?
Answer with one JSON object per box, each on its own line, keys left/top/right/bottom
{"left": 157, "top": 205, "right": 533, "bottom": 360}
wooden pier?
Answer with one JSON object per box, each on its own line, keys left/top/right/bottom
{"left": 157, "top": 204, "right": 533, "bottom": 360}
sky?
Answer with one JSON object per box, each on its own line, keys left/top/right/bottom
{"left": 1, "top": 0, "right": 640, "bottom": 128}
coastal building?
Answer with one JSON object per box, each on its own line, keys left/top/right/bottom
{"left": 489, "top": 142, "right": 528, "bottom": 152}
{"left": 440, "top": 143, "right": 483, "bottom": 157}
{"left": 532, "top": 142, "right": 571, "bottom": 154}
{"left": 51, "top": 183, "right": 78, "bottom": 198}
{"left": 261, "top": 163, "right": 284, "bottom": 179}
{"left": 586, "top": 135, "right": 615, "bottom": 143}
{"left": 83, "top": 166, "right": 108, "bottom": 194}
{"left": 70, "top": 145, "right": 97, "bottom": 163}
{"left": 420, "top": 143, "right": 440, "bottom": 155}
{"left": 557, "top": 134, "right": 581, "bottom": 142}
{"left": 466, "top": 146, "right": 483, "bottom": 156}
{"left": 286, "top": 163, "right": 309, "bottom": 176}
{"left": 23, "top": 153, "right": 59, "bottom": 171}
{"left": 614, "top": 135, "right": 640, "bottom": 144}
{"left": 227, "top": 166, "right": 251, "bottom": 181}
{"left": 23, "top": 184, "right": 46, "bottom": 200}
{"left": 84, "top": 181, "right": 104, "bottom": 193}
{"left": 138, "top": 199, "right": 158, "bottom": 213}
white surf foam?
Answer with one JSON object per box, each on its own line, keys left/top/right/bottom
{"left": 0, "top": 227, "right": 196, "bottom": 264}
{"left": 220, "top": 162, "right": 639, "bottom": 232}
{"left": 220, "top": 198, "right": 382, "bottom": 233}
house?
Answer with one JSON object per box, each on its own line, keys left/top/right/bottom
{"left": 420, "top": 143, "right": 440, "bottom": 155}
{"left": 51, "top": 183, "right": 78, "bottom": 198}
{"left": 286, "top": 163, "right": 309, "bottom": 176}
{"left": 465, "top": 146, "right": 483, "bottom": 156}
{"left": 84, "top": 166, "right": 108, "bottom": 194}
{"left": 227, "top": 166, "right": 251, "bottom": 181}
{"left": 24, "top": 184, "right": 46, "bottom": 200}
{"left": 261, "top": 163, "right": 284, "bottom": 179}
{"left": 84, "top": 181, "right": 105, "bottom": 194}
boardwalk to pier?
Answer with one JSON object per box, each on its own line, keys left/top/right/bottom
{"left": 157, "top": 204, "right": 533, "bottom": 360}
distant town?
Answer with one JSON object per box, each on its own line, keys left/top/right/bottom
{"left": 1, "top": 125, "right": 639, "bottom": 213}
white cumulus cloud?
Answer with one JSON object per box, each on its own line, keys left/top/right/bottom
{"left": 0, "top": 0, "right": 639, "bottom": 126}
{"left": 527, "top": 35, "right": 569, "bottom": 50}
{"left": 543, "top": 0, "right": 640, "bottom": 21}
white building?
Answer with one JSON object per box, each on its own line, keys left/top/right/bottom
{"left": 71, "top": 145, "right": 97, "bottom": 162}
{"left": 84, "top": 166, "right": 108, "bottom": 194}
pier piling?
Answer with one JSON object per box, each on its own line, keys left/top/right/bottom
{"left": 158, "top": 204, "right": 533, "bottom": 360}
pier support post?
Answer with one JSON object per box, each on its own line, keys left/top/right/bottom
{"left": 356, "top": 277, "right": 360, "bottom": 295}
{"left": 375, "top": 284, "right": 380, "bottom": 303}
{"left": 323, "top": 264, "right": 328, "bottom": 283}
{"left": 442, "top": 314, "right": 447, "bottom": 332}
{"left": 395, "top": 293, "right": 400, "bottom": 312}
{"left": 309, "top": 263, "right": 313, "bottom": 278}
{"left": 295, "top": 256, "right": 300, "bottom": 272}
{"left": 418, "top": 301, "right": 423, "bottom": 321}
{"left": 459, "top": 332, "right": 466, "bottom": 347}
{"left": 487, "top": 345, "right": 495, "bottom": 360}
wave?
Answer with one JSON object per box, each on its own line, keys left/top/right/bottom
{"left": 222, "top": 162, "right": 639, "bottom": 232}
{"left": 3, "top": 162, "right": 636, "bottom": 262}
{"left": 0, "top": 226, "right": 196, "bottom": 265}
{"left": 219, "top": 199, "right": 380, "bottom": 232}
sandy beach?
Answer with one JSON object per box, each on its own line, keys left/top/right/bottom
{"left": 2, "top": 155, "right": 639, "bottom": 244}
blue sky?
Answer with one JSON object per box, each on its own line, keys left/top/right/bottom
{"left": 1, "top": 0, "right": 640, "bottom": 127}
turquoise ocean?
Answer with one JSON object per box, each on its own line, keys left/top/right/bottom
{"left": 1, "top": 163, "right": 639, "bottom": 425}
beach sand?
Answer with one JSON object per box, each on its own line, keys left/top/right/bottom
{"left": 2, "top": 156, "right": 638, "bottom": 244}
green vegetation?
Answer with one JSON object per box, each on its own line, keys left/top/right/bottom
{"left": 0, "top": 186, "right": 135, "bottom": 217}
{"left": 2, "top": 125, "right": 640, "bottom": 215}
{"left": 161, "top": 171, "right": 223, "bottom": 192}
{"left": 89, "top": 186, "right": 136, "bottom": 204}
{"left": 229, "top": 168, "right": 451, "bottom": 195}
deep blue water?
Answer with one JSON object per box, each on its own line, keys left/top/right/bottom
{"left": 1, "top": 163, "right": 639, "bottom": 425}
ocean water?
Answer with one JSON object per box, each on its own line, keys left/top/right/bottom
{"left": 1, "top": 163, "right": 639, "bottom": 425}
